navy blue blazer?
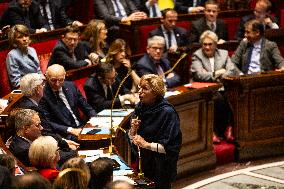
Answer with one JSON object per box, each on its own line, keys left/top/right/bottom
{"left": 149, "top": 26, "right": 189, "bottom": 49}
{"left": 0, "top": 0, "right": 49, "bottom": 33}
{"left": 9, "top": 135, "right": 31, "bottom": 166}
{"left": 39, "top": 81, "right": 96, "bottom": 136}
{"left": 174, "top": 0, "right": 206, "bottom": 14}
{"left": 84, "top": 74, "right": 128, "bottom": 113}
{"left": 135, "top": 54, "right": 181, "bottom": 88}
{"left": 48, "top": 40, "right": 89, "bottom": 71}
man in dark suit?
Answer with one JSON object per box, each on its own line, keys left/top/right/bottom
{"left": 149, "top": 8, "right": 188, "bottom": 53}
{"left": 13, "top": 73, "right": 78, "bottom": 161}
{"left": 232, "top": 19, "right": 284, "bottom": 74}
{"left": 0, "top": 0, "right": 48, "bottom": 34}
{"left": 135, "top": 36, "right": 180, "bottom": 88}
{"left": 236, "top": 0, "right": 279, "bottom": 41}
{"left": 9, "top": 109, "right": 43, "bottom": 166}
{"left": 174, "top": 0, "right": 206, "bottom": 14}
{"left": 35, "top": 0, "right": 82, "bottom": 30}
{"left": 48, "top": 25, "right": 94, "bottom": 71}
{"left": 39, "top": 64, "right": 97, "bottom": 139}
{"left": 94, "top": 0, "right": 147, "bottom": 42}
{"left": 189, "top": 0, "right": 228, "bottom": 44}
{"left": 84, "top": 63, "right": 138, "bottom": 112}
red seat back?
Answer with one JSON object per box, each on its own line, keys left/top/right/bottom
{"left": 223, "top": 17, "right": 241, "bottom": 40}
{"left": 0, "top": 49, "right": 12, "bottom": 97}
{"left": 73, "top": 77, "right": 88, "bottom": 98}
{"left": 137, "top": 25, "right": 159, "bottom": 54}
{"left": 0, "top": 3, "right": 8, "bottom": 17}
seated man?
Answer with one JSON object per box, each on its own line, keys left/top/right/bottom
{"left": 48, "top": 25, "right": 95, "bottom": 71}
{"left": 232, "top": 19, "right": 284, "bottom": 75}
{"left": 9, "top": 109, "right": 43, "bottom": 166}
{"left": 189, "top": 0, "right": 228, "bottom": 44}
{"left": 39, "top": 64, "right": 97, "bottom": 139}
{"left": 236, "top": 0, "right": 278, "bottom": 41}
{"left": 84, "top": 63, "right": 138, "bottom": 112}
{"left": 13, "top": 73, "right": 79, "bottom": 153}
{"left": 149, "top": 8, "right": 188, "bottom": 53}
{"left": 94, "top": 0, "right": 147, "bottom": 42}
{"left": 135, "top": 36, "right": 181, "bottom": 88}
{"left": 0, "top": 0, "right": 48, "bottom": 34}
{"left": 135, "top": 0, "right": 162, "bottom": 18}
{"left": 36, "top": 0, "right": 83, "bottom": 30}
{"left": 174, "top": 0, "right": 205, "bottom": 14}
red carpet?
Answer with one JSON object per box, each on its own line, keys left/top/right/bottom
{"left": 213, "top": 141, "right": 235, "bottom": 165}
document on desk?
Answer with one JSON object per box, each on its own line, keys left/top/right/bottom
{"left": 78, "top": 150, "right": 104, "bottom": 162}
{"left": 97, "top": 109, "right": 134, "bottom": 117}
{"left": 81, "top": 127, "right": 110, "bottom": 135}
{"left": 87, "top": 116, "right": 124, "bottom": 129}
{"left": 164, "top": 90, "right": 181, "bottom": 98}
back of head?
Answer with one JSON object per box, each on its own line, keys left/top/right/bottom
{"left": 53, "top": 168, "right": 89, "bottom": 189}
{"left": 13, "top": 173, "right": 51, "bottom": 189}
{"left": 28, "top": 136, "right": 58, "bottom": 169}
{"left": 108, "top": 180, "right": 134, "bottom": 189}
{"left": 96, "top": 62, "right": 114, "bottom": 78}
{"left": 89, "top": 157, "right": 113, "bottom": 189}
{"left": 0, "top": 154, "right": 16, "bottom": 175}
{"left": 20, "top": 73, "right": 45, "bottom": 97}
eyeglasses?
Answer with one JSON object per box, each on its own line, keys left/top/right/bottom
{"left": 64, "top": 37, "right": 79, "bottom": 42}
{"left": 32, "top": 122, "right": 42, "bottom": 128}
{"left": 49, "top": 77, "right": 65, "bottom": 83}
{"left": 150, "top": 46, "right": 163, "bottom": 51}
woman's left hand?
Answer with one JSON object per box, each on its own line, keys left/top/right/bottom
{"left": 133, "top": 135, "right": 151, "bottom": 149}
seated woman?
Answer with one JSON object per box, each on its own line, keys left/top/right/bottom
{"left": 191, "top": 30, "right": 239, "bottom": 143}
{"left": 104, "top": 39, "right": 140, "bottom": 92}
{"left": 81, "top": 19, "right": 108, "bottom": 64}
{"left": 6, "top": 24, "right": 42, "bottom": 89}
{"left": 28, "top": 136, "right": 60, "bottom": 183}
{"left": 129, "top": 74, "right": 182, "bottom": 189}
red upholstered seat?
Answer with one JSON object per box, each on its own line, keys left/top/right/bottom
{"left": 213, "top": 141, "right": 235, "bottom": 165}
{"left": 0, "top": 49, "right": 12, "bottom": 97}
{"left": 176, "top": 21, "right": 191, "bottom": 30}
{"left": 223, "top": 17, "right": 241, "bottom": 40}
{"left": 137, "top": 25, "right": 159, "bottom": 54}
{"left": 0, "top": 3, "right": 8, "bottom": 17}
{"left": 73, "top": 77, "right": 88, "bottom": 98}
{"left": 31, "top": 39, "right": 57, "bottom": 74}
{"left": 281, "top": 9, "right": 284, "bottom": 28}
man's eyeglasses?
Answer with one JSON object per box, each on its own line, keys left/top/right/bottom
{"left": 49, "top": 77, "right": 65, "bottom": 83}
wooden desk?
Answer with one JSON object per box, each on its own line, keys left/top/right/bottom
{"left": 114, "top": 84, "right": 220, "bottom": 177}
{"left": 223, "top": 71, "right": 284, "bottom": 160}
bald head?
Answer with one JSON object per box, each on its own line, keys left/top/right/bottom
{"left": 46, "top": 64, "right": 66, "bottom": 91}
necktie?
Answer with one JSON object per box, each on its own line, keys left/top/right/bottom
{"left": 41, "top": 2, "right": 48, "bottom": 23}
{"left": 210, "top": 23, "right": 215, "bottom": 32}
{"left": 151, "top": 5, "right": 157, "bottom": 17}
{"left": 245, "top": 44, "right": 254, "bottom": 74}
{"left": 167, "top": 31, "right": 172, "bottom": 49}
{"left": 155, "top": 62, "right": 164, "bottom": 76}
{"left": 107, "top": 86, "right": 113, "bottom": 100}
{"left": 113, "top": 0, "right": 123, "bottom": 17}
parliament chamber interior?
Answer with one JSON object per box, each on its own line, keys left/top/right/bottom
{"left": 1, "top": 0, "right": 284, "bottom": 188}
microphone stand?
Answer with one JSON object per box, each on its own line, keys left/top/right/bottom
{"left": 109, "top": 69, "right": 133, "bottom": 154}
{"left": 162, "top": 52, "right": 188, "bottom": 76}
{"left": 137, "top": 145, "right": 144, "bottom": 179}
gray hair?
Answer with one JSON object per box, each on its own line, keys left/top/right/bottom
{"left": 29, "top": 136, "right": 58, "bottom": 169}
{"left": 199, "top": 30, "right": 218, "bottom": 44}
{"left": 14, "top": 109, "right": 38, "bottom": 132}
{"left": 20, "top": 73, "right": 45, "bottom": 97}
{"left": 147, "top": 36, "right": 165, "bottom": 48}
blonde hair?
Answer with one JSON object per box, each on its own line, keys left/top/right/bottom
{"left": 199, "top": 30, "right": 218, "bottom": 44}
{"left": 82, "top": 19, "right": 107, "bottom": 52}
{"left": 8, "top": 24, "right": 30, "bottom": 48}
{"left": 29, "top": 136, "right": 58, "bottom": 169}
{"left": 141, "top": 74, "right": 166, "bottom": 97}
{"left": 105, "top": 38, "right": 131, "bottom": 63}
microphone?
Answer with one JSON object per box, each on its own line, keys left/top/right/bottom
{"left": 162, "top": 50, "right": 189, "bottom": 76}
